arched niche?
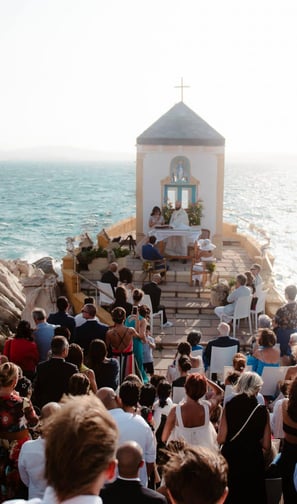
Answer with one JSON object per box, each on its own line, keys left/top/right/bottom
{"left": 161, "top": 156, "right": 199, "bottom": 208}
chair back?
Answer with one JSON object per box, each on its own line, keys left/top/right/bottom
{"left": 261, "top": 366, "right": 289, "bottom": 396}
{"left": 233, "top": 295, "right": 252, "bottom": 319}
{"left": 209, "top": 345, "right": 238, "bottom": 379}
{"left": 172, "top": 386, "right": 185, "bottom": 404}
{"left": 96, "top": 281, "right": 115, "bottom": 306}
{"left": 142, "top": 293, "right": 153, "bottom": 313}
{"left": 253, "top": 289, "right": 269, "bottom": 315}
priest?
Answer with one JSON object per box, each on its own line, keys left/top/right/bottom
{"left": 165, "top": 201, "right": 190, "bottom": 256}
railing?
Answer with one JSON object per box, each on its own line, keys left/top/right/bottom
{"left": 68, "top": 253, "right": 114, "bottom": 305}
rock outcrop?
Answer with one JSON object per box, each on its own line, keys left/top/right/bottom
{"left": 0, "top": 258, "right": 59, "bottom": 336}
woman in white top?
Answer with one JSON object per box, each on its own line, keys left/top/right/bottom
{"left": 161, "top": 373, "right": 223, "bottom": 452}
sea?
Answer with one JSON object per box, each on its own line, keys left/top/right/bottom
{"left": 0, "top": 157, "right": 297, "bottom": 294}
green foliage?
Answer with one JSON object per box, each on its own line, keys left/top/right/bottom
{"left": 205, "top": 261, "right": 216, "bottom": 273}
{"left": 187, "top": 201, "right": 203, "bottom": 226}
{"left": 162, "top": 201, "right": 174, "bottom": 224}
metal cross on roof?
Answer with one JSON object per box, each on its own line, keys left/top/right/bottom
{"left": 174, "top": 77, "right": 190, "bottom": 102}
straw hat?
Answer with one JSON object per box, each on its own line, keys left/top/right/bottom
{"left": 198, "top": 238, "right": 216, "bottom": 251}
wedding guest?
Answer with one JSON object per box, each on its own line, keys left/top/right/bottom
{"left": 217, "top": 371, "right": 271, "bottom": 504}
{"left": 74, "top": 297, "right": 100, "bottom": 327}
{"left": 3, "top": 320, "right": 39, "bottom": 381}
{"left": 278, "top": 376, "right": 297, "bottom": 503}
{"left": 111, "top": 285, "right": 133, "bottom": 316}
{"left": 106, "top": 307, "right": 141, "bottom": 383}
{"left": 101, "top": 262, "right": 119, "bottom": 295}
{"left": 0, "top": 362, "right": 39, "bottom": 500}
{"left": 66, "top": 342, "right": 97, "bottom": 394}
{"left": 203, "top": 322, "right": 240, "bottom": 372}
{"left": 97, "top": 382, "right": 156, "bottom": 488}
{"left": 250, "top": 263, "right": 263, "bottom": 288}
{"left": 87, "top": 339, "right": 119, "bottom": 391}
{"left": 273, "top": 284, "right": 297, "bottom": 360}
{"left": 32, "top": 308, "right": 56, "bottom": 363}
{"left": 143, "top": 324, "right": 155, "bottom": 376}
{"left": 125, "top": 290, "right": 149, "bottom": 383}
{"left": 161, "top": 444, "right": 228, "bottom": 504}
{"left": 68, "top": 372, "right": 90, "bottom": 396}
{"left": 100, "top": 441, "right": 166, "bottom": 504}
{"left": 33, "top": 336, "right": 78, "bottom": 408}
{"left": 247, "top": 328, "right": 280, "bottom": 375}
{"left": 143, "top": 274, "right": 173, "bottom": 329}
{"left": 162, "top": 373, "right": 222, "bottom": 452}
{"left": 18, "top": 402, "right": 61, "bottom": 499}
{"left": 47, "top": 296, "right": 76, "bottom": 341}
{"left": 74, "top": 303, "right": 108, "bottom": 356}
{"left": 214, "top": 273, "right": 251, "bottom": 323}
{"left": 5, "top": 394, "right": 118, "bottom": 504}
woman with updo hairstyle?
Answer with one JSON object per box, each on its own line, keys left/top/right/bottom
{"left": 106, "top": 307, "right": 142, "bottom": 384}
{"left": 3, "top": 319, "right": 39, "bottom": 381}
{"left": 247, "top": 328, "right": 280, "bottom": 375}
{"left": 162, "top": 373, "right": 222, "bottom": 451}
{"left": 232, "top": 352, "right": 247, "bottom": 373}
{"left": 0, "top": 361, "right": 39, "bottom": 499}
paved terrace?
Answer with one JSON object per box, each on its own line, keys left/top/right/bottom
{"left": 125, "top": 243, "right": 254, "bottom": 376}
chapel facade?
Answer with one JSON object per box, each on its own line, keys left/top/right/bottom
{"left": 135, "top": 101, "right": 225, "bottom": 258}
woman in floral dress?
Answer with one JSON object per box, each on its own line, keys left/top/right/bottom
{"left": 0, "top": 362, "right": 38, "bottom": 501}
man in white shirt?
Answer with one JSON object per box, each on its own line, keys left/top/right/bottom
{"left": 5, "top": 395, "right": 118, "bottom": 504}
{"left": 97, "top": 383, "right": 156, "bottom": 487}
{"left": 18, "top": 402, "right": 61, "bottom": 499}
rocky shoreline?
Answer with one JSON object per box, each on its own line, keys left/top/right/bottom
{"left": 0, "top": 257, "right": 60, "bottom": 343}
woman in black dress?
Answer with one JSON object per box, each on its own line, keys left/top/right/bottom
{"left": 217, "top": 371, "right": 271, "bottom": 504}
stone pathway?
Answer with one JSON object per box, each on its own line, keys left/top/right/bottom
{"left": 126, "top": 246, "right": 253, "bottom": 376}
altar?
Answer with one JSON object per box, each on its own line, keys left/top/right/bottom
{"left": 149, "top": 226, "right": 201, "bottom": 258}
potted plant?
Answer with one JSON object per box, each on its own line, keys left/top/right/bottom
{"left": 210, "top": 279, "right": 230, "bottom": 307}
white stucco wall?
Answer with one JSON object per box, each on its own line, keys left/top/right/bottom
{"left": 139, "top": 146, "right": 223, "bottom": 237}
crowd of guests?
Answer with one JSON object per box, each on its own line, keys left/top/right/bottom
{"left": 1, "top": 275, "right": 297, "bottom": 503}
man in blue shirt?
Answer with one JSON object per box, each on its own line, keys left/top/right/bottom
{"left": 32, "top": 308, "right": 56, "bottom": 362}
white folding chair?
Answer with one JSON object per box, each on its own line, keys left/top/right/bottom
{"left": 191, "top": 348, "right": 203, "bottom": 358}
{"left": 172, "top": 386, "right": 186, "bottom": 404}
{"left": 209, "top": 345, "right": 238, "bottom": 381}
{"left": 142, "top": 294, "right": 163, "bottom": 335}
{"left": 96, "top": 281, "right": 115, "bottom": 306}
{"left": 232, "top": 295, "right": 253, "bottom": 337}
{"left": 251, "top": 289, "right": 269, "bottom": 331}
{"left": 261, "top": 366, "right": 289, "bottom": 397}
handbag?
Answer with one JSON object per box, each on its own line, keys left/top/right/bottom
{"left": 229, "top": 403, "right": 261, "bottom": 442}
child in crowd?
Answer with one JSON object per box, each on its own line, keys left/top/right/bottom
{"left": 143, "top": 324, "right": 155, "bottom": 376}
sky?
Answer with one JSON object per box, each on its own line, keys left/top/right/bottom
{"left": 0, "top": 0, "right": 297, "bottom": 158}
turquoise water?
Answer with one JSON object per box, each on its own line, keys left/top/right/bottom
{"left": 0, "top": 158, "right": 296, "bottom": 292}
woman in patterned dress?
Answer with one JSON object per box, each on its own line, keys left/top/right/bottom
{"left": 0, "top": 362, "right": 38, "bottom": 501}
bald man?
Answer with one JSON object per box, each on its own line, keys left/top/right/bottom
{"left": 100, "top": 441, "right": 166, "bottom": 503}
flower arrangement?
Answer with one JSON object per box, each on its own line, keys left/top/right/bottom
{"left": 205, "top": 261, "right": 216, "bottom": 274}
{"left": 187, "top": 200, "right": 203, "bottom": 226}
{"left": 162, "top": 200, "right": 174, "bottom": 224}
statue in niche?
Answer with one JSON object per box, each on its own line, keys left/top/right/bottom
{"left": 171, "top": 160, "right": 189, "bottom": 183}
